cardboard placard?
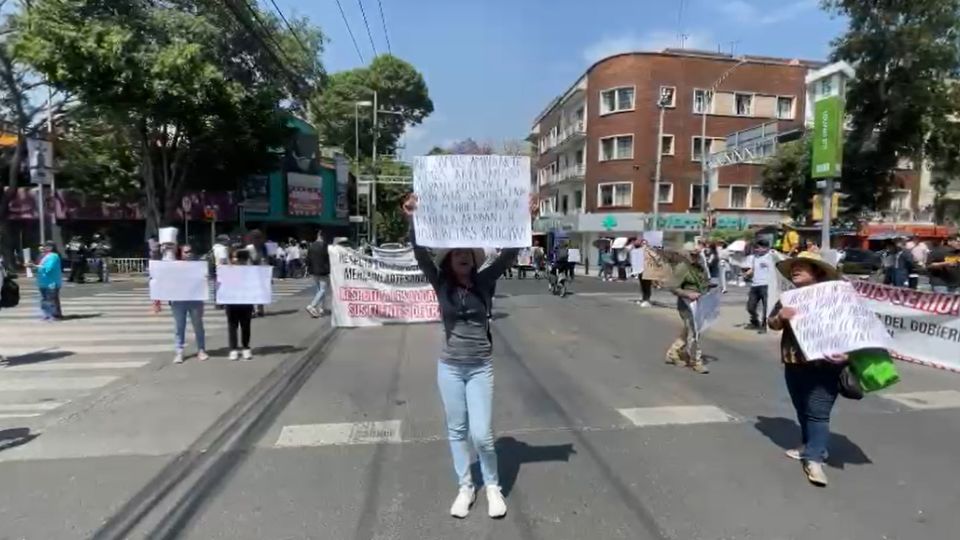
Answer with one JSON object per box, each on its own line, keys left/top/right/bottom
{"left": 149, "top": 260, "right": 208, "bottom": 301}
{"left": 216, "top": 265, "right": 273, "bottom": 305}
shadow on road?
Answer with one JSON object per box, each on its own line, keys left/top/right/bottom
{"left": 0, "top": 428, "right": 39, "bottom": 452}
{"left": 754, "top": 416, "right": 872, "bottom": 469}
{"left": 59, "top": 313, "right": 104, "bottom": 321}
{"left": 3, "top": 350, "right": 75, "bottom": 365}
{"left": 258, "top": 309, "right": 300, "bottom": 317}
{"left": 492, "top": 436, "right": 576, "bottom": 496}
{"left": 203, "top": 345, "right": 304, "bottom": 357}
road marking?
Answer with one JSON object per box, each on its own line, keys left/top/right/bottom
{"left": 0, "top": 323, "right": 225, "bottom": 334}
{"left": 0, "top": 402, "right": 66, "bottom": 412}
{"left": 0, "top": 318, "right": 226, "bottom": 326}
{"left": 0, "top": 333, "right": 171, "bottom": 343}
{"left": 617, "top": 406, "right": 738, "bottom": 427}
{"left": 0, "top": 413, "right": 43, "bottom": 419}
{"left": 3, "top": 344, "right": 169, "bottom": 356}
{"left": 275, "top": 420, "right": 403, "bottom": 447}
{"left": 881, "top": 390, "right": 960, "bottom": 410}
{"left": 2, "top": 361, "right": 150, "bottom": 372}
{"left": 0, "top": 375, "right": 119, "bottom": 391}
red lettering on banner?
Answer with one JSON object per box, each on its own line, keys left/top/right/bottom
{"left": 853, "top": 281, "right": 960, "bottom": 316}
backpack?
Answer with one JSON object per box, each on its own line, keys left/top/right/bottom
{"left": 1, "top": 275, "right": 20, "bottom": 308}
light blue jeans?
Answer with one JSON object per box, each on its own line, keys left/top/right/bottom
{"left": 437, "top": 359, "right": 498, "bottom": 488}
{"left": 171, "top": 301, "right": 206, "bottom": 352}
{"left": 309, "top": 275, "right": 329, "bottom": 310}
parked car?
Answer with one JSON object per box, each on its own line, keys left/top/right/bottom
{"left": 840, "top": 248, "right": 883, "bottom": 275}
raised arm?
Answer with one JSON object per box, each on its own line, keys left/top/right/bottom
{"left": 478, "top": 249, "right": 519, "bottom": 281}
{"left": 403, "top": 194, "right": 441, "bottom": 288}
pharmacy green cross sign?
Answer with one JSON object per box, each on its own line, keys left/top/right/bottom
{"left": 602, "top": 215, "right": 618, "bottom": 231}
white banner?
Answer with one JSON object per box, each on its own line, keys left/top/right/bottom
{"left": 690, "top": 288, "right": 722, "bottom": 336}
{"left": 413, "top": 155, "right": 531, "bottom": 248}
{"left": 568, "top": 248, "right": 581, "bottom": 264}
{"left": 216, "top": 266, "right": 273, "bottom": 305}
{"left": 329, "top": 245, "right": 440, "bottom": 328}
{"left": 149, "top": 261, "right": 208, "bottom": 301}
{"left": 850, "top": 282, "right": 960, "bottom": 372}
{"left": 780, "top": 281, "right": 892, "bottom": 360}
{"left": 371, "top": 245, "right": 415, "bottom": 263}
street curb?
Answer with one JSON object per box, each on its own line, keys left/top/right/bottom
{"left": 87, "top": 323, "right": 339, "bottom": 540}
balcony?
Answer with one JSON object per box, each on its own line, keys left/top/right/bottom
{"left": 558, "top": 164, "right": 585, "bottom": 184}
{"left": 541, "top": 120, "right": 586, "bottom": 155}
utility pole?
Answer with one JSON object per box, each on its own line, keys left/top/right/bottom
{"left": 652, "top": 91, "right": 669, "bottom": 231}
{"left": 371, "top": 90, "right": 378, "bottom": 247}
{"left": 48, "top": 86, "right": 61, "bottom": 249}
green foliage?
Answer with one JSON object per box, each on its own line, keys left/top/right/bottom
{"left": 313, "top": 54, "right": 432, "bottom": 159}
{"left": 823, "top": 0, "right": 960, "bottom": 217}
{"left": 761, "top": 137, "right": 817, "bottom": 222}
{"left": 368, "top": 157, "right": 411, "bottom": 244}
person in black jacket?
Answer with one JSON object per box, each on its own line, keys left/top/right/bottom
{"left": 305, "top": 231, "right": 331, "bottom": 317}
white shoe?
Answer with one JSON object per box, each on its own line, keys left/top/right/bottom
{"left": 449, "top": 485, "right": 475, "bottom": 518}
{"left": 196, "top": 350, "right": 209, "bottom": 362}
{"left": 242, "top": 349, "right": 253, "bottom": 360}
{"left": 173, "top": 351, "right": 184, "bottom": 364}
{"left": 305, "top": 306, "right": 320, "bottom": 318}
{"left": 640, "top": 301, "right": 651, "bottom": 308}
{"left": 486, "top": 485, "right": 507, "bottom": 518}
{"left": 229, "top": 350, "right": 240, "bottom": 361}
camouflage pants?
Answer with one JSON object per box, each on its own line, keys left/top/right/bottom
{"left": 666, "top": 306, "right": 703, "bottom": 367}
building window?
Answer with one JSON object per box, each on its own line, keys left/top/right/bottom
{"left": 574, "top": 190, "right": 583, "bottom": 211}
{"left": 600, "top": 134, "right": 634, "bottom": 161}
{"left": 600, "top": 86, "right": 635, "bottom": 115}
{"left": 690, "top": 183, "right": 708, "bottom": 210}
{"left": 888, "top": 189, "right": 911, "bottom": 211}
{"left": 693, "top": 89, "right": 712, "bottom": 114}
{"left": 777, "top": 96, "right": 795, "bottom": 119}
{"left": 660, "top": 134, "right": 675, "bottom": 156}
{"left": 735, "top": 93, "right": 753, "bottom": 116}
{"left": 657, "top": 182, "right": 674, "bottom": 204}
{"left": 598, "top": 182, "right": 632, "bottom": 207}
{"left": 561, "top": 194, "right": 569, "bottom": 214}
{"left": 730, "top": 186, "right": 750, "bottom": 209}
{"left": 659, "top": 86, "right": 676, "bottom": 108}
{"left": 691, "top": 136, "right": 723, "bottom": 161}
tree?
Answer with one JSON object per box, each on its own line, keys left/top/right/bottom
{"left": 823, "top": 0, "right": 960, "bottom": 218}
{"left": 15, "top": 0, "right": 326, "bottom": 235}
{"left": 761, "top": 137, "right": 817, "bottom": 222}
{"left": 445, "top": 138, "right": 493, "bottom": 155}
{"left": 313, "top": 54, "right": 432, "bottom": 160}
{"left": 369, "top": 158, "right": 412, "bottom": 243}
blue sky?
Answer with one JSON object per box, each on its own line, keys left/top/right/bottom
{"left": 272, "top": 0, "right": 848, "bottom": 157}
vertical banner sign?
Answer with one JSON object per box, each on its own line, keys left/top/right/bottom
{"left": 413, "top": 155, "right": 532, "bottom": 248}
{"left": 812, "top": 95, "right": 844, "bottom": 178}
{"left": 329, "top": 245, "right": 440, "bottom": 327}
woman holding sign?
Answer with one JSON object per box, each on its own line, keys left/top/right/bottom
{"left": 402, "top": 193, "right": 536, "bottom": 520}
{"left": 767, "top": 252, "right": 845, "bottom": 487}
{"left": 161, "top": 243, "right": 209, "bottom": 364}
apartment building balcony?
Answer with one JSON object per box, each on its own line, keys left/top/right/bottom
{"left": 557, "top": 163, "right": 585, "bottom": 184}
{"left": 541, "top": 120, "right": 586, "bottom": 155}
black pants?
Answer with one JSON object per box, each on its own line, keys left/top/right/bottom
{"left": 226, "top": 305, "right": 253, "bottom": 349}
{"left": 69, "top": 260, "right": 85, "bottom": 283}
{"left": 747, "top": 285, "right": 768, "bottom": 327}
{"left": 638, "top": 274, "right": 652, "bottom": 302}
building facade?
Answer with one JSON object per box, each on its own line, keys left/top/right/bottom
{"left": 530, "top": 49, "right": 821, "bottom": 259}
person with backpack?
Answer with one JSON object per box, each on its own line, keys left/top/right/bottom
{"left": 401, "top": 192, "right": 536, "bottom": 519}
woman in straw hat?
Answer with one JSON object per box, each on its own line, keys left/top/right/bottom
{"left": 767, "top": 251, "right": 846, "bottom": 487}
{"left": 402, "top": 193, "right": 536, "bottom": 520}
{"left": 664, "top": 242, "right": 711, "bottom": 374}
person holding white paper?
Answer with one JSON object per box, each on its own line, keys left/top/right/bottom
{"left": 224, "top": 244, "right": 256, "bottom": 360}
{"left": 628, "top": 238, "right": 652, "bottom": 307}
{"left": 162, "top": 243, "right": 208, "bottom": 364}
{"left": 402, "top": 192, "right": 536, "bottom": 520}
{"left": 767, "top": 252, "right": 847, "bottom": 487}
{"left": 664, "top": 245, "right": 710, "bottom": 374}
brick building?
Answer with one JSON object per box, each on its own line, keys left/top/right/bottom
{"left": 529, "top": 48, "right": 824, "bottom": 258}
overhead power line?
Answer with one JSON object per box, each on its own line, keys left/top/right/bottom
{"left": 333, "top": 0, "right": 365, "bottom": 63}
{"left": 376, "top": 0, "right": 391, "bottom": 54}
{"left": 222, "top": 0, "right": 309, "bottom": 95}
{"left": 355, "top": 0, "right": 378, "bottom": 57}
{"left": 266, "top": 0, "right": 314, "bottom": 60}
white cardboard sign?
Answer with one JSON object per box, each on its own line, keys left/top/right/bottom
{"left": 780, "top": 280, "right": 891, "bottom": 360}
{"left": 413, "top": 155, "right": 531, "bottom": 248}
{"left": 216, "top": 265, "right": 273, "bottom": 305}
{"left": 568, "top": 248, "right": 581, "bottom": 264}
{"left": 690, "top": 288, "right": 722, "bottom": 336}
{"left": 149, "top": 261, "right": 208, "bottom": 301}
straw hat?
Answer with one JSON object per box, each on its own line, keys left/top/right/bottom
{"left": 776, "top": 251, "right": 841, "bottom": 281}
{"left": 433, "top": 248, "right": 487, "bottom": 269}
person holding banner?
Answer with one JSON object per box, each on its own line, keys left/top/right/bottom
{"left": 162, "top": 243, "right": 209, "bottom": 364}
{"left": 224, "top": 244, "right": 256, "bottom": 360}
{"left": 767, "top": 252, "right": 847, "bottom": 487}
{"left": 628, "top": 238, "right": 652, "bottom": 307}
{"left": 664, "top": 244, "right": 711, "bottom": 374}
{"left": 402, "top": 192, "right": 537, "bottom": 519}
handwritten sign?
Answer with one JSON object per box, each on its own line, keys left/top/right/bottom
{"left": 780, "top": 281, "right": 891, "bottom": 360}
{"left": 643, "top": 231, "right": 663, "bottom": 248}
{"left": 413, "top": 155, "right": 531, "bottom": 248}
{"left": 641, "top": 248, "right": 672, "bottom": 282}
{"left": 149, "top": 261, "right": 208, "bottom": 301}
{"left": 216, "top": 265, "right": 273, "bottom": 305}
{"left": 568, "top": 248, "right": 581, "bottom": 264}
{"left": 690, "top": 288, "right": 722, "bottom": 336}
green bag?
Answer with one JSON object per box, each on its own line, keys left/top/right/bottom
{"left": 849, "top": 349, "right": 900, "bottom": 393}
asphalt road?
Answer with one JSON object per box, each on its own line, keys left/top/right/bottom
{"left": 2, "top": 277, "right": 960, "bottom": 540}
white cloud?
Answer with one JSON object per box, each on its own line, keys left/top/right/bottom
{"left": 718, "top": 0, "right": 817, "bottom": 26}
{"left": 582, "top": 31, "right": 713, "bottom": 64}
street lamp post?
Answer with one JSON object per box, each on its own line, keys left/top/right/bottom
{"left": 700, "top": 58, "right": 749, "bottom": 237}
{"left": 652, "top": 89, "right": 672, "bottom": 231}
{"left": 354, "top": 100, "right": 373, "bottom": 243}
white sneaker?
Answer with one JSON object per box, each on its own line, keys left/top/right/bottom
{"left": 196, "top": 351, "right": 209, "bottom": 362}
{"left": 449, "top": 485, "right": 475, "bottom": 518}
{"left": 305, "top": 306, "right": 320, "bottom": 318}
{"left": 486, "top": 485, "right": 507, "bottom": 518}
{"left": 229, "top": 350, "right": 240, "bottom": 361}
{"left": 242, "top": 349, "right": 253, "bottom": 360}
{"left": 173, "top": 351, "right": 184, "bottom": 364}
{"left": 640, "top": 301, "right": 651, "bottom": 308}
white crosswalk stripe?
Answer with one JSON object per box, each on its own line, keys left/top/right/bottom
{"left": 0, "top": 278, "right": 312, "bottom": 422}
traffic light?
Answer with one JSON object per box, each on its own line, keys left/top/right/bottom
{"left": 811, "top": 192, "right": 840, "bottom": 221}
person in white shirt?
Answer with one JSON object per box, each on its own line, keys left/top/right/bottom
{"left": 285, "top": 241, "right": 302, "bottom": 278}
{"left": 743, "top": 239, "right": 774, "bottom": 333}
{"left": 628, "top": 238, "right": 652, "bottom": 307}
